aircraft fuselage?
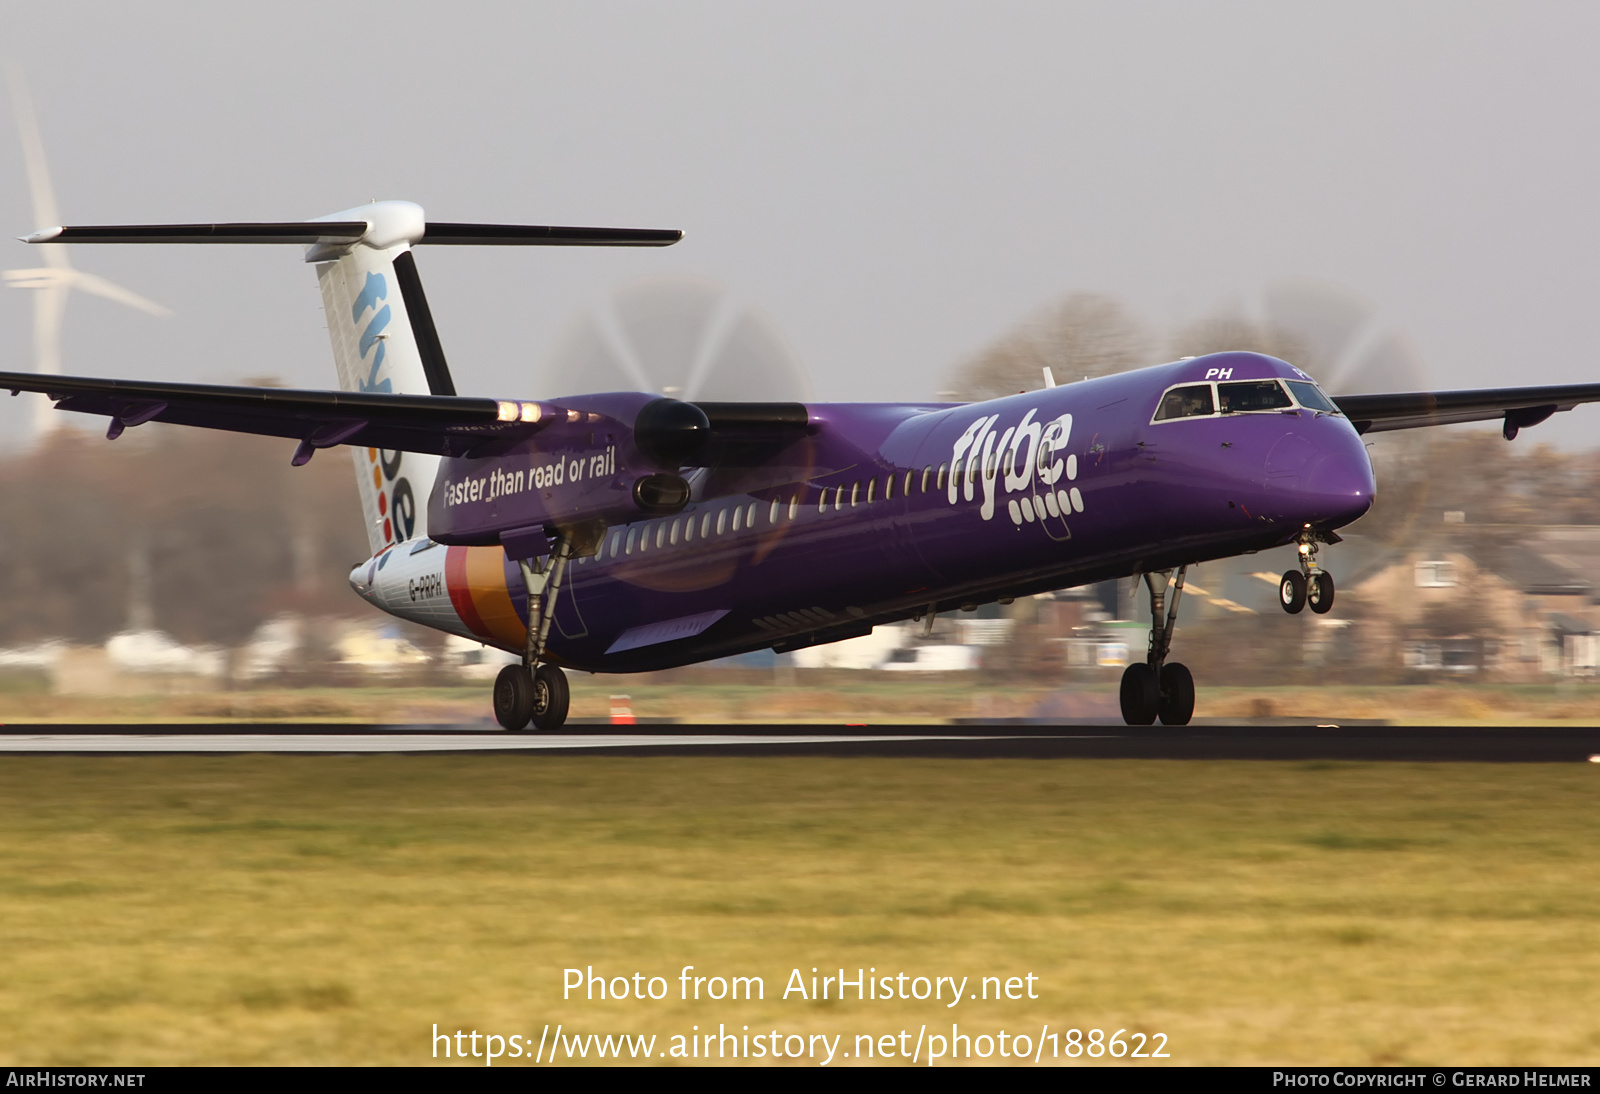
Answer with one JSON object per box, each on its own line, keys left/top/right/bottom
{"left": 349, "top": 351, "right": 1375, "bottom": 672}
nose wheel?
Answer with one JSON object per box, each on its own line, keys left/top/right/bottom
{"left": 1279, "top": 531, "right": 1336, "bottom": 615}
{"left": 1119, "top": 566, "right": 1195, "bottom": 726}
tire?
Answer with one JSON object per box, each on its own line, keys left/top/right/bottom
{"left": 1279, "top": 569, "right": 1307, "bottom": 614}
{"left": 493, "top": 664, "right": 535, "bottom": 731}
{"left": 530, "top": 663, "right": 571, "bottom": 731}
{"left": 1308, "top": 571, "right": 1335, "bottom": 615}
{"left": 1119, "top": 662, "right": 1159, "bottom": 725}
{"left": 1158, "top": 662, "right": 1195, "bottom": 726}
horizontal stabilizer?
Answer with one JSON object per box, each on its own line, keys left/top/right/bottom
{"left": 23, "top": 221, "right": 682, "bottom": 248}
{"left": 23, "top": 222, "right": 369, "bottom": 245}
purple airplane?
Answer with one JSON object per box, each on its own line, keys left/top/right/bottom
{"left": 6, "top": 202, "right": 1599, "bottom": 728}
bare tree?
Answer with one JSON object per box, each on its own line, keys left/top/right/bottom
{"left": 950, "top": 293, "right": 1150, "bottom": 400}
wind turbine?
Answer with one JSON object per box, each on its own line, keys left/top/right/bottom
{"left": 3, "top": 68, "right": 169, "bottom": 443}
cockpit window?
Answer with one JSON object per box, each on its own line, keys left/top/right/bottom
{"left": 1154, "top": 384, "right": 1216, "bottom": 421}
{"left": 1218, "top": 380, "right": 1293, "bottom": 413}
{"left": 1287, "top": 380, "right": 1340, "bottom": 414}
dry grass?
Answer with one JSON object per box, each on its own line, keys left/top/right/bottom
{"left": 1, "top": 756, "right": 1599, "bottom": 1065}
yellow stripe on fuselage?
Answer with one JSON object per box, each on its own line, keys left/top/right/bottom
{"left": 464, "top": 546, "right": 528, "bottom": 649}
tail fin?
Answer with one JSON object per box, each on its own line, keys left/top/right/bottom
{"left": 311, "top": 202, "right": 445, "bottom": 553}
{"left": 24, "top": 202, "right": 681, "bottom": 554}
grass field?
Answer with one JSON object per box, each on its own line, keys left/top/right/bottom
{"left": 1, "top": 755, "right": 1599, "bottom": 1065}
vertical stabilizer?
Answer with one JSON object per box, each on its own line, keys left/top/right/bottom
{"left": 309, "top": 201, "right": 448, "bottom": 554}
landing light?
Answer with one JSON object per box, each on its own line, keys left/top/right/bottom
{"left": 1298, "top": 543, "right": 1311, "bottom": 555}
{"left": 497, "top": 401, "right": 518, "bottom": 422}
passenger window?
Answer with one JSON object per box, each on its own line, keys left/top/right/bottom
{"left": 609, "top": 531, "right": 620, "bottom": 558}
{"left": 819, "top": 487, "right": 830, "bottom": 513}
{"left": 701, "top": 512, "right": 712, "bottom": 538}
{"left": 716, "top": 509, "right": 727, "bottom": 535}
{"left": 732, "top": 506, "right": 743, "bottom": 532}
{"left": 770, "top": 499, "right": 780, "bottom": 524}
{"left": 625, "top": 527, "right": 636, "bottom": 555}
{"left": 932, "top": 465, "right": 942, "bottom": 492}
{"left": 684, "top": 515, "right": 694, "bottom": 542}
{"left": 884, "top": 474, "right": 894, "bottom": 501}
{"left": 867, "top": 478, "right": 877, "bottom": 503}
{"left": 1218, "top": 380, "right": 1293, "bottom": 413}
{"left": 851, "top": 482, "right": 861, "bottom": 506}
{"left": 789, "top": 495, "right": 799, "bottom": 520}
{"left": 748, "top": 501, "right": 759, "bottom": 527}
{"left": 1155, "top": 384, "right": 1215, "bottom": 421}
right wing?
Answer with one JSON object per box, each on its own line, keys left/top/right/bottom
{"left": 1333, "top": 382, "right": 1600, "bottom": 438}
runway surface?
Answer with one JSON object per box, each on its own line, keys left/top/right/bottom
{"left": 2, "top": 723, "right": 1599, "bottom": 761}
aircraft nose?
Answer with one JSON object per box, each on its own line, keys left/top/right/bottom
{"left": 1298, "top": 449, "right": 1375, "bottom": 529}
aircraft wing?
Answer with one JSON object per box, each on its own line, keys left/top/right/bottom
{"left": 1333, "top": 382, "right": 1600, "bottom": 437}
{"left": 0, "top": 370, "right": 545, "bottom": 460}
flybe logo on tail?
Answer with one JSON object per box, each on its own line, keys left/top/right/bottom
{"left": 352, "top": 272, "right": 393, "bottom": 393}
{"left": 349, "top": 269, "right": 413, "bottom": 544}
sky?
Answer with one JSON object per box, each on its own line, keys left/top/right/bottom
{"left": 2, "top": 2, "right": 1600, "bottom": 447}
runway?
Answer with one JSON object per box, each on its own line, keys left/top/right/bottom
{"left": 3, "top": 723, "right": 1600, "bottom": 761}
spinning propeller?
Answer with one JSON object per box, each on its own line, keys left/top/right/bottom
{"left": 540, "top": 276, "right": 810, "bottom": 402}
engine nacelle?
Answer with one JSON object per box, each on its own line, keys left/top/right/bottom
{"left": 424, "top": 392, "right": 702, "bottom": 554}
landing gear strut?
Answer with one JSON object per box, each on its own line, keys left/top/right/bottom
{"left": 1119, "top": 566, "right": 1195, "bottom": 726}
{"left": 1280, "top": 529, "right": 1335, "bottom": 616}
{"left": 494, "top": 531, "right": 581, "bottom": 732}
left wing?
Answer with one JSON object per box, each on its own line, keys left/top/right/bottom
{"left": 0, "top": 371, "right": 549, "bottom": 462}
{"left": 1334, "top": 382, "right": 1600, "bottom": 439}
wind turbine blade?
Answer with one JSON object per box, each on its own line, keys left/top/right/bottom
{"left": 31, "top": 284, "right": 65, "bottom": 376}
{"left": 29, "top": 284, "right": 66, "bottom": 438}
{"left": 6, "top": 67, "right": 66, "bottom": 271}
{"left": 66, "top": 270, "right": 171, "bottom": 317}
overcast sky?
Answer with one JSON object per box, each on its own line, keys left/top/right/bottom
{"left": 3, "top": 2, "right": 1599, "bottom": 447}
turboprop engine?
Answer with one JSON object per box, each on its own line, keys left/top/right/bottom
{"left": 425, "top": 392, "right": 708, "bottom": 553}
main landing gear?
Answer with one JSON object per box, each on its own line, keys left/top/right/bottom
{"left": 494, "top": 533, "right": 575, "bottom": 732}
{"left": 1119, "top": 566, "right": 1195, "bottom": 726}
{"left": 1279, "top": 530, "right": 1335, "bottom": 616}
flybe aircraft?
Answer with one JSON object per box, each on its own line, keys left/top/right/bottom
{"left": 6, "top": 202, "right": 1599, "bottom": 728}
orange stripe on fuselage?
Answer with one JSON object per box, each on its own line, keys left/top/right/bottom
{"left": 464, "top": 546, "right": 529, "bottom": 649}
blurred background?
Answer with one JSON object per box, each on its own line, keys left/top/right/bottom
{"left": 4, "top": 2, "right": 1600, "bottom": 721}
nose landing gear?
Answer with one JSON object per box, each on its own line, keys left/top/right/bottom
{"left": 1279, "top": 529, "right": 1335, "bottom": 616}
{"left": 1119, "top": 566, "right": 1195, "bottom": 726}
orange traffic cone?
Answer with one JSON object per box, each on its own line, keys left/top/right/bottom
{"left": 609, "top": 694, "right": 636, "bottom": 725}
